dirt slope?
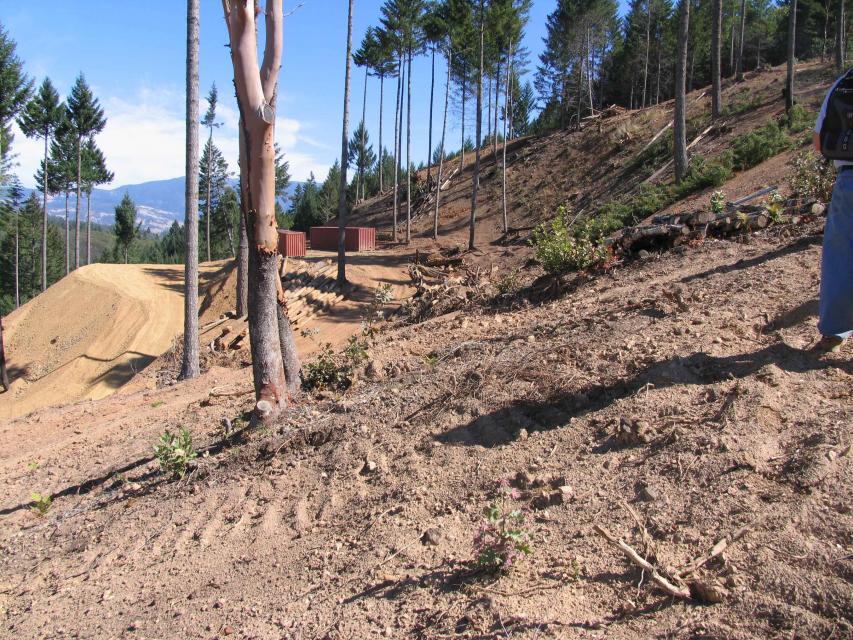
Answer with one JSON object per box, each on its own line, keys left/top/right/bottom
{"left": 0, "top": 219, "right": 849, "bottom": 639}
{"left": 349, "top": 60, "right": 837, "bottom": 269}
{"left": 0, "top": 263, "right": 200, "bottom": 420}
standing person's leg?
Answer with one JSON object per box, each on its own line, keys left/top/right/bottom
{"left": 816, "top": 169, "right": 853, "bottom": 351}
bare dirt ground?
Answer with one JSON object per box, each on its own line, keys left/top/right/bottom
{"left": 0, "top": 218, "right": 849, "bottom": 639}
{"left": 0, "top": 262, "right": 229, "bottom": 420}
{"left": 0, "top": 61, "right": 850, "bottom": 640}
{"left": 0, "top": 250, "right": 413, "bottom": 421}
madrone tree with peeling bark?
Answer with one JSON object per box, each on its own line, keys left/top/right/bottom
{"left": 222, "top": 0, "right": 300, "bottom": 420}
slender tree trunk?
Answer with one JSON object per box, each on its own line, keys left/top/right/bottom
{"left": 181, "top": 0, "right": 201, "bottom": 380}
{"left": 0, "top": 316, "right": 8, "bottom": 392}
{"left": 587, "top": 28, "right": 595, "bottom": 114}
{"left": 223, "top": 205, "right": 236, "bottom": 258}
{"left": 502, "top": 40, "right": 512, "bottom": 234}
{"left": 469, "top": 1, "right": 484, "bottom": 251}
{"left": 730, "top": 0, "right": 736, "bottom": 74}
{"left": 461, "top": 67, "right": 466, "bottom": 169}
{"left": 64, "top": 192, "right": 69, "bottom": 275}
{"left": 434, "top": 49, "right": 452, "bottom": 240}
{"left": 392, "top": 58, "right": 402, "bottom": 242}
{"left": 75, "top": 136, "right": 82, "bottom": 270}
{"left": 356, "top": 67, "right": 367, "bottom": 202}
{"left": 236, "top": 186, "right": 248, "bottom": 315}
{"left": 14, "top": 210, "right": 19, "bottom": 308}
{"left": 786, "top": 0, "right": 797, "bottom": 113}
{"left": 206, "top": 130, "right": 212, "bottom": 262}
{"left": 427, "top": 47, "right": 435, "bottom": 187}
{"left": 397, "top": 60, "right": 404, "bottom": 229}
{"left": 493, "top": 59, "right": 501, "bottom": 158}
{"left": 836, "top": 0, "right": 845, "bottom": 70}
{"left": 487, "top": 75, "right": 492, "bottom": 146}
{"left": 656, "top": 37, "right": 662, "bottom": 103}
{"left": 712, "top": 0, "right": 723, "bottom": 117}
{"left": 674, "top": 0, "right": 690, "bottom": 183}
{"left": 643, "top": 0, "right": 652, "bottom": 108}
{"left": 42, "top": 133, "right": 48, "bottom": 291}
{"left": 378, "top": 74, "right": 384, "bottom": 194}
{"left": 86, "top": 191, "right": 92, "bottom": 265}
{"left": 406, "top": 47, "right": 412, "bottom": 244}
{"left": 823, "top": 0, "right": 831, "bottom": 61}
{"left": 277, "top": 302, "right": 301, "bottom": 395}
{"left": 736, "top": 0, "right": 746, "bottom": 80}
{"left": 224, "top": 0, "right": 290, "bottom": 420}
{"left": 337, "top": 0, "right": 353, "bottom": 285}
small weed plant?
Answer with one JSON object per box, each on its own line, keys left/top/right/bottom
{"left": 30, "top": 492, "right": 52, "bottom": 516}
{"left": 710, "top": 190, "right": 726, "bottom": 214}
{"left": 789, "top": 150, "right": 835, "bottom": 203}
{"left": 764, "top": 191, "right": 788, "bottom": 224}
{"left": 153, "top": 427, "right": 197, "bottom": 479}
{"left": 474, "top": 489, "right": 532, "bottom": 573}
{"left": 302, "top": 285, "right": 392, "bottom": 392}
{"left": 495, "top": 268, "right": 521, "bottom": 296}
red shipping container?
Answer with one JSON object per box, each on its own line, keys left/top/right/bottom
{"left": 309, "top": 226, "right": 376, "bottom": 252}
{"left": 277, "top": 229, "right": 306, "bottom": 257}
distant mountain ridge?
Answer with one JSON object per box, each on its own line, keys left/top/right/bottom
{"left": 24, "top": 177, "right": 300, "bottom": 234}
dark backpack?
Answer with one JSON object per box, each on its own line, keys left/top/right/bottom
{"left": 820, "top": 68, "right": 853, "bottom": 160}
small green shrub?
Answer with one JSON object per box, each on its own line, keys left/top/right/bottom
{"left": 495, "top": 268, "right": 522, "bottom": 296}
{"left": 764, "top": 190, "right": 788, "bottom": 224}
{"left": 732, "top": 122, "right": 791, "bottom": 170}
{"left": 30, "top": 492, "right": 52, "bottom": 516}
{"left": 474, "top": 501, "right": 532, "bottom": 573}
{"left": 720, "top": 95, "right": 764, "bottom": 117}
{"left": 532, "top": 209, "right": 610, "bottom": 276}
{"left": 675, "top": 153, "right": 734, "bottom": 197}
{"left": 710, "top": 190, "right": 726, "bottom": 214}
{"left": 789, "top": 150, "right": 835, "bottom": 203}
{"left": 302, "top": 343, "right": 349, "bottom": 391}
{"left": 153, "top": 427, "right": 197, "bottom": 478}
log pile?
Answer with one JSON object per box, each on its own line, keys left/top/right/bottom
{"left": 606, "top": 194, "right": 820, "bottom": 255}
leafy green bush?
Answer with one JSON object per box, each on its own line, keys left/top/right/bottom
{"left": 789, "top": 150, "right": 835, "bottom": 203}
{"left": 153, "top": 427, "right": 197, "bottom": 478}
{"left": 532, "top": 209, "right": 610, "bottom": 276}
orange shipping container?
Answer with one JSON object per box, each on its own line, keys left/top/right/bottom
{"left": 309, "top": 226, "right": 376, "bottom": 252}
{"left": 277, "top": 230, "right": 306, "bottom": 257}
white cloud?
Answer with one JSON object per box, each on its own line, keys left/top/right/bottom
{"left": 10, "top": 85, "right": 328, "bottom": 189}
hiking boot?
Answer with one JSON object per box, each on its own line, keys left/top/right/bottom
{"left": 811, "top": 335, "right": 846, "bottom": 354}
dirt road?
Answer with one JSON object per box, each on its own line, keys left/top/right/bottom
{"left": 0, "top": 264, "right": 190, "bottom": 420}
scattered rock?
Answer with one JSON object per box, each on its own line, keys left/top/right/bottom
{"left": 516, "top": 428, "right": 529, "bottom": 441}
{"left": 690, "top": 580, "right": 729, "bottom": 604}
{"left": 615, "top": 416, "right": 651, "bottom": 445}
{"left": 421, "top": 528, "right": 443, "bottom": 546}
{"left": 638, "top": 483, "right": 659, "bottom": 502}
{"left": 531, "top": 489, "right": 565, "bottom": 510}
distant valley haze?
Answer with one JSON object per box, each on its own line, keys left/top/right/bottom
{"left": 24, "top": 178, "right": 300, "bottom": 234}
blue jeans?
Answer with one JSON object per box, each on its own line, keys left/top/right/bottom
{"left": 819, "top": 170, "right": 853, "bottom": 339}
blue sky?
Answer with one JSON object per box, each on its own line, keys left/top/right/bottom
{"left": 3, "top": 1, "right": 611, "bottom": 190}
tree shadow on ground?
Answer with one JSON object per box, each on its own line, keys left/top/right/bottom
{"left": 437, "top": 340, "right": 851, "bottom": 448}
{"left": 680, "top": 233, "right": 822, "bottom": 285}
